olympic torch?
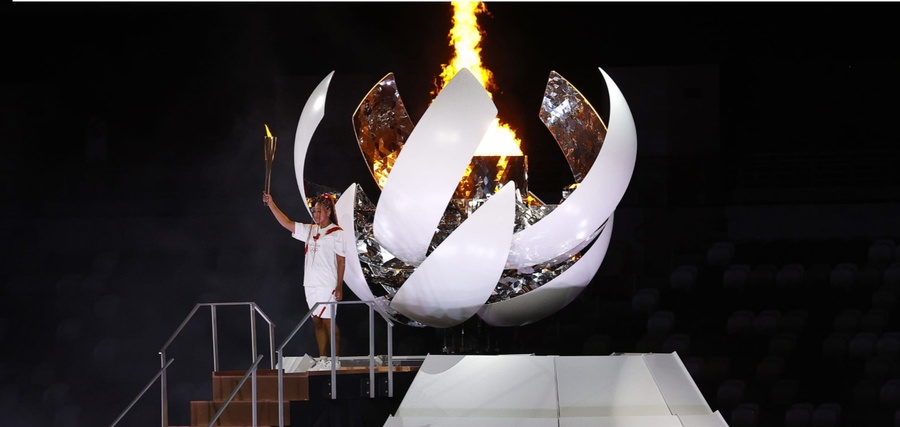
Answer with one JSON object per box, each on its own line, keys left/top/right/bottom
{"left": 263, "top": 124, "right": 277, "bottom": 205}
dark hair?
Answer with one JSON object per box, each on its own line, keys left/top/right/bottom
{"left": 315, "top": 194, "right": 339, "bottom": 226}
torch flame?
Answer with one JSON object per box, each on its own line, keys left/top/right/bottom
{"left": 436, "top": 1, "right": 522, "bottom": 157}
{"left": 264, "top": 123, "right": 273, "bottom": 137}
{"left": 368, "top": 2, "right": 522, "bottom": 195}
{"left": 435, "top": 1, "right": 494, "bottom": 96}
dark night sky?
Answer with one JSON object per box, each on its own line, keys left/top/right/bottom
{"left": 4, "top": 1, "right": 898, "bottom": 211}
{"left": 2, "top": 2, "right": 900, "bottom": 427}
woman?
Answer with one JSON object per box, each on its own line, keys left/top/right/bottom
{"left": 263, "top": 191, "right": 345, "bottom": 370}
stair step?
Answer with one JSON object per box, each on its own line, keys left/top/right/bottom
{"left": 194, "top": 360, "right": 424, "bottom": 425}
{"left": 212, "top": 369, "right": 309, "bottom": 402}
{"left": 190, "top": 400, "right": 288, "bottom": 426}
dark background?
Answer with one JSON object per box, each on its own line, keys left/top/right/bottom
{"left": 2, "top": 2, "right": 900, "bottom": 427}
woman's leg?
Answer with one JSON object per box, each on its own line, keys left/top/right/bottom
{"left": 313, "top": 316, "right": 328, "bottom": 357}
{"left": 322, "top": 319, "right": 340, "bottom": 357}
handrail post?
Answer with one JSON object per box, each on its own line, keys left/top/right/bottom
{"left": 252, "top": 365, "right": 258, "bottom": 427}
{"left": 329, "top": 302, "right": 337, "bottom": 399}
{"left": 368, "top": 303, "right": 375, "bottom": 398}
{"left": 277, "top": 350, "right": 284, "bottom": 427}
{"left": 159, "top": 352, "right": 168, "bottom": 427}
{"left": 250, "top": 303, "right": 258, "bottom": 364}
{"left": 388, "top": 322, "right": 394, "bottom": 397}
{"left": 269, "top": 322, "right": 276, "bottom": 370}
{"left": 211, "top": 305, "right": 219, "bottom": 372}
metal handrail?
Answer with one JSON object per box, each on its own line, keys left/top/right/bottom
{"left": 276, "top": 300, "right": 395, "bottom": 427}
{"left": 109, "top": 358, "right": 174, "bottom": 427}
{"left": 159, "top": 302, "right": 276, "bottom": 368}
{"left": 207, "top": 354, "right": 265, "bottom": 427}
{"left": 157, "top": 302, "right": 276, "bottom": 427}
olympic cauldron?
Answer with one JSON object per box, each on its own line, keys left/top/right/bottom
{"left": 293, "top": 67, "right": 636, "bottom": 328}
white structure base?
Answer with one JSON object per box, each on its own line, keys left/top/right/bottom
{"left": 384, "top": 352, "right": 728, "bottom": 427}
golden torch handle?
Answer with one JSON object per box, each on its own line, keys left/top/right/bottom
{"left": 263, "top": 136, "right": 277, "bottom": 205}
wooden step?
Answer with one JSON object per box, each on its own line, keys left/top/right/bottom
{"left": 190, "top": 400, "right": 288, "bottom": 426}
{"left": 194, "top": 359, "right": 424, "bottom": 426}
{"left": 212, "top": 369, "right": 309, "bottom": 402}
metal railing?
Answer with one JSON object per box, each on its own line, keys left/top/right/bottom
{"left": 109, "top": 358, "right": 174, "bottom": 427}
{"left": 111, "top": 300, "right": 396, "bottom": 427}
{"left": 112, "top": 302, "right": 275, "bottom": 427}
{"left": 158, "top": 302, "right": 275, "bottom": 426}
{"left": 276, "top": 300, "right": 395, "bottom": 427}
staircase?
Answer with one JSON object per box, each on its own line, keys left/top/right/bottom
{"left": 189, "top": 369, "right": 302, "bottom": 426}
{"left": 188, "top": 358, "right": 423, "bottom": 426}
{"left": 111, "top": 301, "right": 413, "bottom": 427}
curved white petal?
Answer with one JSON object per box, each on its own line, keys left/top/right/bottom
{"left": 535, "top": 218, "right": 607, "bottom": 268}
{"left": 506, "top": 68, "right": 636, "bottom": 269}
{"left": 294, "top": 71, "right": 335, "bottom": 218}
{"left": 479, "top": 213, "right": 615, "bottom": 327}
{"left": 335, "top": 183, "right": 376, "bottom": 302}
{"left": 391, "top": 184, "right": 517, "bottom": 328}
{"left": 374, "top": 68, "right": 497, "bottom": 266}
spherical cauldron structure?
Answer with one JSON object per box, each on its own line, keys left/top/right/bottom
{"left": 293, "top": 67, "right": 636, "bottom": 328}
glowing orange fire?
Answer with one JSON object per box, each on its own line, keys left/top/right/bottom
{"left": 433, "top": 1, "right": 523, "bottom": 199}
{"left": 369, "top": 2, "right": 523, "bottom": 195}
{"left": 436, "top": 1, "right": 523, "bottom": 158}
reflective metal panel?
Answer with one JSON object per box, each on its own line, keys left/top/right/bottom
{"left": 352, "top": 73, "right": 414, "bottom": 190}
{"left": 540, "top": 71, "right": 606, "bottom": 184}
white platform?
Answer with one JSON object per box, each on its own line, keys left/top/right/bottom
{"left": 384, "top": 352, "right": 728, "bottom": 427}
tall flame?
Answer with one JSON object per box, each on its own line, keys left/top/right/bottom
{"left": 264, "top": 123, "right": 272, "bottom": 137}
{"left": 436, "top": 1, "right": 522, "bottom": 157}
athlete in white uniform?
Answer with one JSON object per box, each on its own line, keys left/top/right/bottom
{"left": 264, "top": 192, "right": 345, "bottom": 367}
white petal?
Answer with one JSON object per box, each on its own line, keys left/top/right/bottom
{"left": 294, "top": 71, "right": 334, "bottom": 218}
{"left": 506, "top": 68, "right": 636, "bottom": 269}
{"left": 392, "top": 184, "right": 517, "bottom": 328}
{"left": 374, "top": 68, "right": 497, "bottom": 266}
{"left": 335, "top": 183, "right": 376, "bottom": 302}
{"left": 479, "top": 213, "right": 615, "bottom": 327}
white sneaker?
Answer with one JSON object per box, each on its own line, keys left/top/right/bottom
{"left": 311, "top": 357, "right": 328, "bottom": 371}
{"left": 311, "top": 357, "right": 340, "bottom": 371}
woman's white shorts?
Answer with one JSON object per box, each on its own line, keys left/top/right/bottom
{"left": 305, "top": 286, "right": 337, "bottom": 319}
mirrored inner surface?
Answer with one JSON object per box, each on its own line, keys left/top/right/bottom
{"left": 540, "top": 71, "right": 607, "bottom": 183}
